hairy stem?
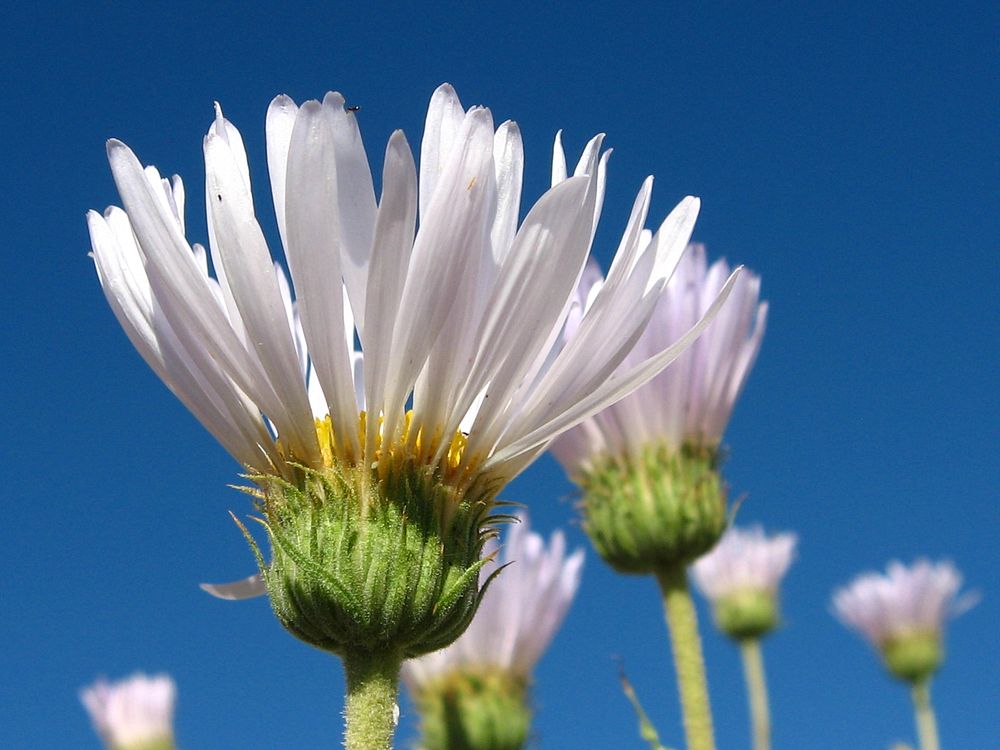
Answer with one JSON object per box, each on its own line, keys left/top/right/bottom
{"left": 739, "top": 638, "right": 771, "bottom": 750}
{"left": 656, "top": 565, "right": 716, "bottom": 750}
{"left": 344, "top": 650, "right": 401, "bottom": 750}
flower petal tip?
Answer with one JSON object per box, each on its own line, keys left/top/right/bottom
{"left": 199, "top": 573, "right": 267, "bottom": 601}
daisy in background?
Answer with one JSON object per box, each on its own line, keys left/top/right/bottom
{"left": 692, "top": 525, "right": 797, "bottom": 750}
{"left": 550, "top": 246, "right": 766, "bottom": 750}
{"left": 833, "top": 560, "right": 978, "bottom": 750}
{"left": 402, "top": 513, "right": 583, "bottom": 750}
{"left": 80, "top": 673, "right": 176, "bottom": 750}
{"left": 89, "top": 82, "right": 740, "bottom": 749}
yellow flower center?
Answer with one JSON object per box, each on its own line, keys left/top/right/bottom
{"left": 310, "top": 411, "right": 477, "bottom": 486}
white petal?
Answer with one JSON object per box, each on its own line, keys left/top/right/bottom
{"left": 419, "top": 83, "right": 465, "bottom": 219}
{"left": 204, "top": 130, "right": 320, "bottom": 462}
{"left": 551, "top": 130, "right": 567, "bottom": 186}
{"left": 362, "top": 130, "right": 417, "bottom": 451}
{"left": 322, "top": 92, "right": 377, "bottom": 337}
{"left": 487, "top": 267, "right": 744, "bottom": 472}
{"left": 461, "top": 176, "right": 593, "bottom": 454}
{"left": 380, "top": 107, "right": 496, "bottom": 439}
{"left": 265, "top": 94, "right": 299, "bottom": 250}
{"left": 602, "top": 177, "right": 653, "bottom": 285}
{"left": 273, "top": 262, "right": 306, "bottom": 378}
{"left": 91, "top": 209, "right": 277, "bottom": 469}
{"left": 210, "top": 102, "right": 252, "bottom": 194}
{"left": 106, "top": 142, "right": 282, "bottom": 435}
{"left": 283, "top": 100, "right": 361, "bottom": 455}
{"left": 491, "top": 120, "right": 523, "bottom": 264}
{"left": 200, "top": 573, "right": 267, "bottom": 600}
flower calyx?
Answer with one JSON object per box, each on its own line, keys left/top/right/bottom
{"left": 579, "top": 442, "right": 727, "bottom": 574}
{"left": 237, "top": 458, "right": 501, "bottom": 658}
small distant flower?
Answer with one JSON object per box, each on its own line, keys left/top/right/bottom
{"left": 551, "top": 244, "right": 766, "bottom": 475}
{"left": 833, "top": 560, "right": 978, "bottom": 683}
{"left": 692, "top": 525, "right": 796, "bottom": 639}
{"left": 401, "top": 514, "right": 583, "bottom": 750}
{"left": 833, "top": 559, "right": 976, "bottom": 646}
{"left": 402, "top": 512, "right": 584, "bottom": 686}
{"left": 80, "top": 673, "right": 176, "bottom": 750}
{"left": 693, "top": 525, "right": 797, "bottom": 600}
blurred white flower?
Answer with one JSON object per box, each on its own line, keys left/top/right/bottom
{"left": 402, "top": 513, "right": 584, "bottom": 686}
{"left": 89, "top": 83, "right": 741, "bottom": 493}
{"left": 80, "top": 673, "right": 175, "bottom": 750}
{"left": 551, "top": 244, "right": 765, "bottom": 474}
{"left": 832, "top": 559, "right": 978, "bottom": 647}
{"left": 692, "top": 525, "right": 797, "bottom": 602}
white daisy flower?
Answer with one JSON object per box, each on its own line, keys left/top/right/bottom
{"left": 88, "top": 83, "right": 741, "bottom": 505}
{"left": 88, "top": 83, "right": 740, "bottom": 604}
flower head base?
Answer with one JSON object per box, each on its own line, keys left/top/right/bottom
{"left": 401, "top": 514, "right": 583, "bottom": 750}
{"left": 832, "top": 559, "right": 978, "bottom": 683}
{"left": 550, "top": 247, "right": 763, "bottom": 573}
{"left": 91, "top": 83, "right": 737, "bottom": 657}
{"left": 409, "top": 670, "right": 532, "bottom": 750}
{"left": 692, "top": 525, "right": 797, "bottom": 640}
{"left": 249, "top": 460, "right": 497, "bottom": 657}
{"left": 579, "top": 443, "right": 725, "bottom": 573}
{"left": 80, "top": 673, "right": 176, "bottom": 750}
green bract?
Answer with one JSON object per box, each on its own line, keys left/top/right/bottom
{"left": 579, "top": 443, "right": 727, "bottom": 574}
{"left": 714, "top": 588, "right": 779, "bottom": 641}
{"left": 115, "top": 740, "right": 175, "bottom": 750}
{"left": 240, "top": 461, "right": 499, "bottom": 658}
{"left": 415, "top": 670, "right": 531, "bottom": 750}
{"left": 882, "top": 632, "right": 943, "bottom": 684}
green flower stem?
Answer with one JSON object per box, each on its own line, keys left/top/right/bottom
{"left": 911, "top": 680, "right": 940, "bottom": 750}
{"left": 656, "top": 565, "right": 716, "bottom": 750}
{"left": 738, "top": 638, "right": 771, "bottom": 750}
{"left": 344, "top": 650, "right": 402, "bottom": 750}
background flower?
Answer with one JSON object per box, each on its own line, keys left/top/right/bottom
{"left": 832, "top": 560, "right": 978, "bottom": 648}
{"left": 551, "top": 244, "right": 765, "bottom": 474}
{"left": 692, "top": 526, "right": 797, "bottom": 604}
{"left": 402, "top": 512, "right": 584, "bottom": 686}
{"left": 80, "top": 673, "right": 176, "bottom": 750}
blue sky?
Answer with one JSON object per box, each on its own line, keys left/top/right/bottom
{"left": 3, "top": 1, "right": 998, "bottom": 748}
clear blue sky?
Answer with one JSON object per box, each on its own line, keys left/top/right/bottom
{"left": 4, "top": 2, "right": 998, "bottom": 748}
